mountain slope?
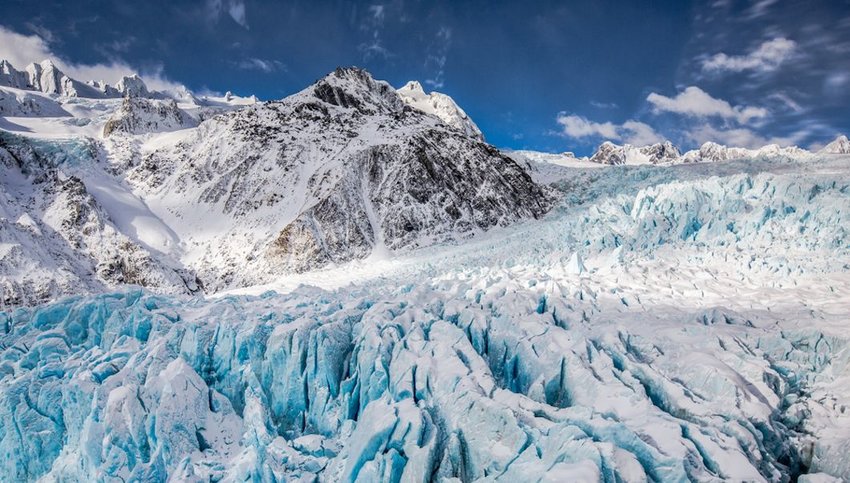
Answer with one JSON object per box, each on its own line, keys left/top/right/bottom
{"left": 0, "top": 132, "right": 200, "bottom": 306}
{"left": 126, "top": 67, "right": 552, "bottom": 289}
{"left": 820, "top": 135, "right": 850, "bottom": 154}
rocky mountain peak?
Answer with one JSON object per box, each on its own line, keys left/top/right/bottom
{"left": 821, "top": 135, "right": 850, "bottom": 154}
{"left": 311, "top": 66, "right": 404, "bottom": 114}
{"left": 0, "top": 59, "right": 31, "bottom": 89}
{"left": 590, "top": 140, "right": 682, "bottom": 165}
{"left": 121, "top": 66, "right": 552, "bottom": 287}
{"left": 103, "top": 97, "right": 195, "bottom": 137}
{"left": 589, "top": 141, "right": 626, "bottom": 165}
{"left": 399, "top": 80, "right": 425, "bottom": 94}
{"left": 116, "top": 74, "right": 150, "bottom": 98}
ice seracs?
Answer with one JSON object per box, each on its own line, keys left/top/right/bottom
{"left": 1, "top": 152, "right": 849, "bottom": 480}
{"left": 397, "top": 79, "right": 484, "bottom": 140}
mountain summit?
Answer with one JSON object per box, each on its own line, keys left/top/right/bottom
{"left": 397, "top": 80, "right": 483, "bottom": 139}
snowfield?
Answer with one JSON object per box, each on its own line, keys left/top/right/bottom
{"left": 1, "top": 154, "right": 849, "bottom": 482}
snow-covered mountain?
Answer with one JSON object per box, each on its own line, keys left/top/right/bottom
{"left": 514, "top": 138, "right": 829, "bottom": 172}
{"left": 0, "top": 87, "right": 69, "bottom": 117}
{"left": 396, "top": 80, "right": 483, "bottom": 139}
{"left": 124, "top": 67, "right": 551, "bottom": 289}
{"left": 1, "top": 59, "right": 141, "bottom": 98}
{"left": 820, "top": 134, "right": 850, "bottom": 154}
{"left": 103, "top": 97, "right": 196, "bottom": 136}
{"left": 0, "top": 64, "right": 552, "bottom": 302}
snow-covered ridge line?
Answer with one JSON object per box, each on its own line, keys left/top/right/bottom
{"left": 0, "top": 58, "right": 258, "bottom": 107}
{"left": 396, "top": 80, "right": 483, "bottom": 140}
{"left": 511, "top": 135, "right": 850, "bottom": 168}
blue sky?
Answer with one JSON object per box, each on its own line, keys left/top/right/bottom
{"left": 1, "top": 0, "right": 849, "bottom": 154}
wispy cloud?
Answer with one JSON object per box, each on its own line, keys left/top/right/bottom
{"left": 357, "top": 3, "right": 392, "bottom": 61}
{"left": 746, "top": 0, "right": 779, "bottom": 19}
{"left": 647, "top": 86, "right": 768, "bottom": 124}
{"left": 425, "top": 26, "right": 451, "bottom": 89}
{"left": 235, "top": 57, "right": 285, "bottom": 73}
{"left": 590, "top": 100, "right": 618, "bottom": 109}
{"left": 701, "top": 37, "right": 796, "bottom": 73}
{"left": 24, "top": 22, "right": 54, "bottom": 43}
{"left": 556, "top": 113, "right": 664, "bottom": 146}
{"left": 206, "top": 0, "right": 249, "bottom": 29}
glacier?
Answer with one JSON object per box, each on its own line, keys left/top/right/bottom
{"left": 1, "top": 154, "right": 849, "bottom": 482}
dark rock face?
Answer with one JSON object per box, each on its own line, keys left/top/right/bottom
{"left": 312, "top": 67, "right": 404, "bottom": 114}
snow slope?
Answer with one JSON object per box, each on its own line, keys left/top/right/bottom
{"left": 0, "top": 155, "right": 848, "bottom": 482}
{"left": 396, "top": 80, "right": 483, "bottom": 139}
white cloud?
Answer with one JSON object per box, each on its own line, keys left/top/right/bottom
{"left": 0, "top": 25, "right": 183, "bottom": 92}
{"left": 0, "top": 25, "right": 54, "bottom": 69}
{"left": 558, "top": 114, "right": 619, "bottom": 139}
{"left": 647, "top": 86, "right": 768, "bottom": 124}
{"left": 685, "top": 123, "right": 805, "bottom": 149}
{"left": 620, "top": 120, "right": 665, "bottom": 146}
{"left": 701, "top": 37, "right": 796, "bottom": 73}
{"left": 556, "top": 114, "right": 664, "bottom": 146}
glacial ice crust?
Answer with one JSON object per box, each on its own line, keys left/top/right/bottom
{"left": 0, "top": 276, "right": 847, "bottom": 482}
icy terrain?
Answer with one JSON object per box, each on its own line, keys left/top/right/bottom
{"left": 1, "top": 59, "right": 849, "bottom": 481}
{"left": 1, "top": 153, "right": 848, "bottom": 481}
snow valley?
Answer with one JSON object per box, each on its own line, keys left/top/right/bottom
{"left": 1, "top": 58, "right": 849, "bottom": 482}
